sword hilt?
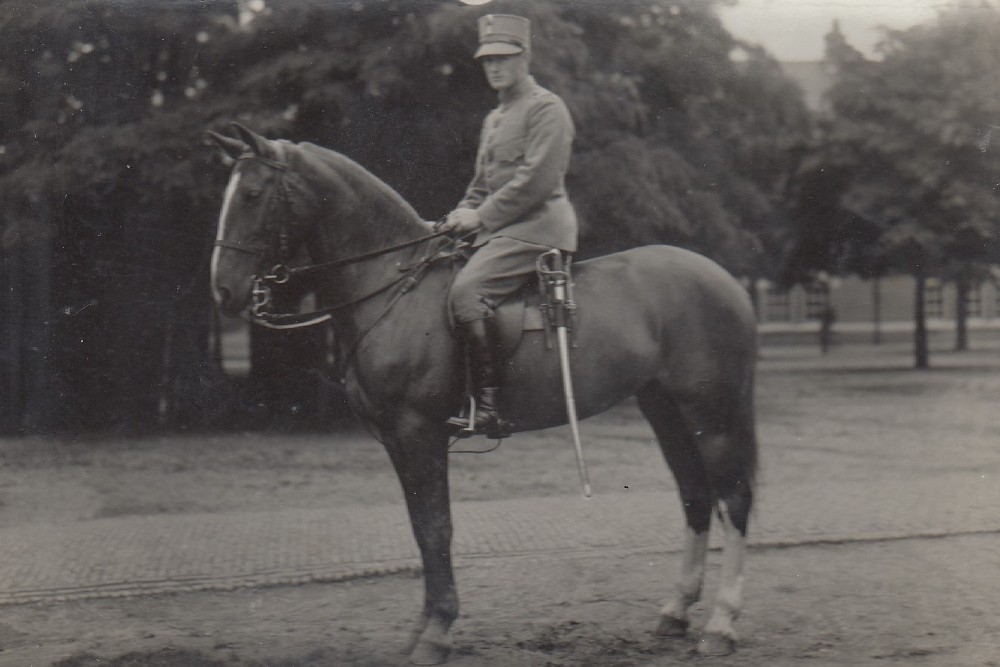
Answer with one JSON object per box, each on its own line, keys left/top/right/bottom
{"left": 538, "top": 249, "right": 573, "bottom": 331}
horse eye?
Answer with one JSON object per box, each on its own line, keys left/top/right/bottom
{"left": 245, "top": 189, "right": 262, "bottom": 201}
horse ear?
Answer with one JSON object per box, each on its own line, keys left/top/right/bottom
{"left": 206, "top": 130, "right": 247, "bottom": 160}
{"left": 231, "top": 122, "right": 267, "bottom": 155}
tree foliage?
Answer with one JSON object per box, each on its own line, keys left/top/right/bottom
{"left": 788, "top": 9, "right": 1000, "bottom": 281}
{"left": 0, "top": 0, "right": 809, "bottom": 431}
{"left": 785, "top": 8, "right": 1000, "bottom": 366}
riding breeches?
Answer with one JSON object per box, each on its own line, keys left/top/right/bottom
{"left": 449, "top": 236, "right": 551, "bottom": 324}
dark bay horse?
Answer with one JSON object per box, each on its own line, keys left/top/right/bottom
{"left": 209, "top": 124, "right": 758, "bottom": 664}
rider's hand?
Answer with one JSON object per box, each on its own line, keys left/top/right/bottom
{"left": 441, "top": 208, "right": 482, "bottom": 234}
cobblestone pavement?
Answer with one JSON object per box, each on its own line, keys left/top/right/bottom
{"left": 0, "top": 470, "right": 995, "bottom": 605}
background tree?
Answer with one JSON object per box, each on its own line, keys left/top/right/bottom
{"left": 786, "top": 8, "right": 1000, "bottom": 368}
{"left": 1, "top": 0, "right": 811, "bottom": 432}
{"left": 1, "top": 0, "right": 241, "bottom": 430}
{"left": 216, "top": 0, "right": 811, "bottom": 269}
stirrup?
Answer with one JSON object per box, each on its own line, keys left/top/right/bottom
{"left": 446, "top": 395, "right": 510, "bottom": 439}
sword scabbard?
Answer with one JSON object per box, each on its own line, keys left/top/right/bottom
{"left": 539, "top": 249, "right": 592, "bottom": 498}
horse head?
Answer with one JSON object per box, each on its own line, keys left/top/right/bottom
{"left": 208, "top": 123, "right": 314, "bottom": 317}
{"left": 208, "top": 124, "right": 433, "bottom": 319}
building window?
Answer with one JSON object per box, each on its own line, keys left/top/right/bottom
{"left": 924, "top": 280, "right": 943, "bottom": 318}
{"left": 966, "top": 284, "right": 981, "bottom": 317}
{"left": 766, "top": 287, "right": 791, "bottom": 322}
{"left": 805, "top": 284, "right": 830, "bottom": 320}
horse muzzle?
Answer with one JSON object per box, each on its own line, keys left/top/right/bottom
{"left": 213, "top": 285, "right": 245, "bottom": 318}
{"left": 212, "top": 271, "right": 256, "bottom": 317}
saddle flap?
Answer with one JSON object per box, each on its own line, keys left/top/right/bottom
{"left": 446, "top": 248, "right": 574, "bottom": 357}
{"left": 494, "top": 287, "right": 545, "bottom": 357}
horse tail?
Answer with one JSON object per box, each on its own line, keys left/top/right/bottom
{"left": 709, "top": 313, "right": 758, "bottom": 536}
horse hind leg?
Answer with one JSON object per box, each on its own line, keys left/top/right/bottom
{"left": 693, "top": 408, "right": 755, "bottom": 655}
{"left": 699, "top": 479, "right": 752, "bottom": 656}
{"left": 638, "top": 381, "right": 756, "bottom": 656}
{"left": 637, "top": 383, "right": 712, "bottom": 640}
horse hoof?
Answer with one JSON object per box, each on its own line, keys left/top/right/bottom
{"left": 409, "top": 638, "right": 453, "bottom": 665}
{"left": 402, "top": 630, "right": 420, "bottom": 655}
{"left": 697, "top": 632, "right": 736, "bottom": 656}
{"left": 654, "top": 615, "right": 689, "bottom": 637}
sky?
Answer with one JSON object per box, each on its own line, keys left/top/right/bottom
{"left": 718, "top": 0, "right": 964, "bottom": 61}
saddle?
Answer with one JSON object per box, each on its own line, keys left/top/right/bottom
{"left": 447, "top": 249, "right": 576, "bottom": 357}
{"left": 493, "top": 287, "right": 547, "bottom": 356}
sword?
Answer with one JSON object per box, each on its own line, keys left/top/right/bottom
{"left": 540, "top": 250, "right": 592, "bottom": 498}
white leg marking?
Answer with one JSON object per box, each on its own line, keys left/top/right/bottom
{"left": 703, "top": 501, "right": 747, "bottom": 641}
{"left": 210, "top": 170, "right": 242, "bottom": 298}
{"left": 660, "top": 526, "right": 708, "bottom": 621}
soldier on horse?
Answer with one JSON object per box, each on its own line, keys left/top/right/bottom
{"left": 208, "top": 14, "right": 759, "bottom": 662}
{"left": 441, "top": 14, "right": 578, "bottom": 437}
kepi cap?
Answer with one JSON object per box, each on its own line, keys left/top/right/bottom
{"left": 474, "top": 14, "right": 531, "bottom": 59}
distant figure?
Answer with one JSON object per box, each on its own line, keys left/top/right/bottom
{"left": 819, "top": 304, "right": 837, "bottom": 355}
{"left": 441, "top": 13, "right": 579, "bottom": 435}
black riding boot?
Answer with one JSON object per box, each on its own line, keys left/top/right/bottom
{"left": 447, "top": 317, "right": 508, "bottom": 437}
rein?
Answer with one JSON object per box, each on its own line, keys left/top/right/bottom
{"left": 282, "top": 229, "right": 451, "bottom": 280}
{"left": 251, "top": 233, "right": 462, "bottom": 383}
{"left": 250, "top": 232, "right": 457, "bottom": 330}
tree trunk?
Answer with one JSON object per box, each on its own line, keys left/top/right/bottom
{"left": 747, "top": 275, "right": 761, "bottom": 321}
{"left": 914, "top": 267, "right": 929, "bottom": 369}
{"left": 954, "top": 276, "right": 969, "bottom": 352}
{"left": 12, "top": 225, "right": 54, "bottom": 433}
{"left": 1, "top": 245, "right": 25, "bottom": 433}
{"left": 872, "top": 276, "right": 882, "bottom": 345}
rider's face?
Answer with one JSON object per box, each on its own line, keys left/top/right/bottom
{"left": 481, "top": 53, "right": 529, "bottom": 91}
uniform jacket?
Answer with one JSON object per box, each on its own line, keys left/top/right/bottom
{"left": 458, "top": 76, "right": 578, "bottom": 252}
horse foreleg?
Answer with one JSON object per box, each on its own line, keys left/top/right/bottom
{"left": 386, "top": 436, "right": 458, "bottom": 666}
{"left": 698, "top": 490, "right": 752, "bottom": 656}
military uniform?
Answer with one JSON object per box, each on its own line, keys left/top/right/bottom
{"left": 449, "top": 75, "right": 578, "bottom": 323}
{"left": 446, "top": 14, "right": 578, "bottom": 436}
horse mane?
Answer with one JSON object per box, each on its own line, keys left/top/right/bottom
{"left": 289, "top": 141, "right": 432, "bottom": 239}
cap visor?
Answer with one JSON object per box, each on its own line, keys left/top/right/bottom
{"left": 474, "top": 42, "right": 525, "bottom": 58}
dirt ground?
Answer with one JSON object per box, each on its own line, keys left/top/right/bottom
{"left": 2, "top": 338, "right": 1000, "bottom": 666}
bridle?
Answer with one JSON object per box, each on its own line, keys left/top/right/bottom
{"left": 214, "top": 147, "right": 457, "bottom": 330}
{"left": 213, "top": 152, "right": 295, "bottom": 265}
